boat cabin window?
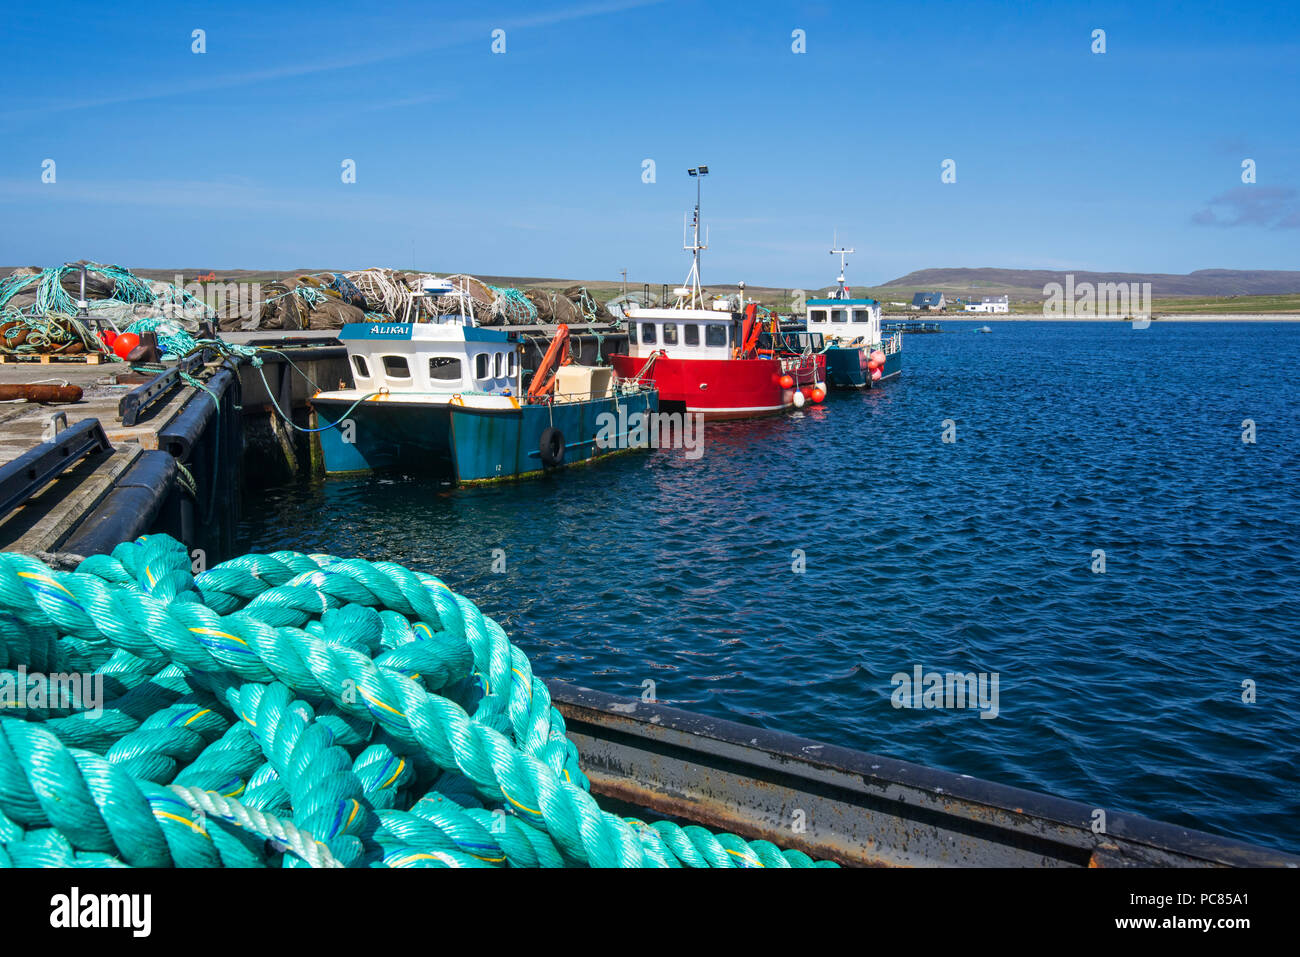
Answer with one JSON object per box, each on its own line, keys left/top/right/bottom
{"left": 809, "top": 309, "right": 827, "bottom": 323}
{"left": 628, "top": 323, "right": 637, "bottom": 344}
{"left": 494, "top": 353, "right": 503, "bottom": 377}
{"left": 352, "top": 355, "right": 370, "bottom": 378}
{"left": 684, "top": 324, "right": 699, "bottom": 345}
{"left": 759, "top": 331, "right": 821, "bottom": 353}
{"left": 662, "top": 323, "right": 678, "bottom": 345}
{"left": 796, "top": 332, "right": 823, "bottom": 350}
{"left": 641, "top": 322, "right": 657, "bottom": 344}
{"left": 382, "top": 355, "right": 411, "bottom": 378}
{"left": 854, "top": 308, "right": 872, "bottom": 322}
{"left": 476, "top": 353, "right": 489, "bottom": 379}
{"left": 429, "top": 357, "right": 461, "bottom": 381}
{"left": 508, "top": 352, "right": 517, "bottom": 376}
{"left": 831, "top": 309, "right": 847, "bottom": 323}
{"left": 705, "top": 324, "right": 727, "bottom": 347}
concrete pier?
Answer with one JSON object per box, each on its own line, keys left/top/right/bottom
{"left": 0, "top": 334, "right": 344, "bottom": 562}
{"left": 0, "top": 359, "right": 195, "bottom": 559}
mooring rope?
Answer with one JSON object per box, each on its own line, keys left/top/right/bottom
{"left": 0, "top": 536, "right": 833, "bottom": 868}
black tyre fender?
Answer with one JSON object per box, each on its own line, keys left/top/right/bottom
{"left": 539, "top": 427, "right": 565, "bottom": 467}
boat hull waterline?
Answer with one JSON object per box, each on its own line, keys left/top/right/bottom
{"left": 823, "top": 345, "right": 904, "bottom": 389}
{"left": 314, "top": 390, "right": 659, "bottom": 482}
{"left": 610, "top": 353, "right": 824, "bottom": 420}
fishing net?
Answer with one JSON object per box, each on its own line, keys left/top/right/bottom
{"left": 123, "top": 318, "right": 201, "bottom": 359}
{"left": 343, "top": 268, "right": 418, "bottom": 318}
{"left": 435, "top": 275, "right": 496, "bottom": 324}
{"left": 490, "top": 286, "right": 538, "bottom": 325}
{"left": 0, "top": 313, "right": 104, "bottom": 356}
{"left": 305, "top": 298, "right": 366, "bottom": 330}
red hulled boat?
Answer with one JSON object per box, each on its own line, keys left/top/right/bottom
{"left": 611, "top": 167, "right": 825, "bottom": 420}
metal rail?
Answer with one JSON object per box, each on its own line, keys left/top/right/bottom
{"left": 118, "top": 350, "right": 210, "bottom": 427}
{"left": 545, "top": 679, "right": 1298, "bottom": 868}
{"left": 0, "top": 418, "right": 112, "bottom": 519}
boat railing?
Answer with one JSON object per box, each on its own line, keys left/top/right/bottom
{"left": 525, "top": 379, "right": 656, "bottom": 406}
{"left": 882, "top": 332, "right": 902, "bottom": 355}
{"left": 781, "top": 353, "right": 819, "bottom": 372}
{"left": 401, "top": 280, "right": 479, "bottom": 326}
{"left": 616, "top": 349, "right": 665, "bottom": 392}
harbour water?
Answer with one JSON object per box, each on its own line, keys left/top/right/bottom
{"left": 237, "top": 319, "right": 1300, "bottom": 852}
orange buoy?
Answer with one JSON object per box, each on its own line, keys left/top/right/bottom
{"left": 113, "top": 333, "right": 140, "bottom": 359}
{"left": 779, "top": 374, "right": 795, "bottom": 389}
{"left": 870, "top": 349, "right": 886, "bottom": 365}
{"left": 811, "top": 387, "right": 825, "bottom": 403}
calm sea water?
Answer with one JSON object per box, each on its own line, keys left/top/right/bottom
{"left": 236, "top": 320, "right": 1300, "bottom": 852}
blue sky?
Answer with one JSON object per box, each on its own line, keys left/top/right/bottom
{"left": 1, "top": 0, "right": 1297, "bottom": 287}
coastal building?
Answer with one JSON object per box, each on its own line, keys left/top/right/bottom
{"left": 963, "top": 295, "right": 1010, "bottom": 314}
{"left": 911, "top": 291, "right": 946, "bottom": 311}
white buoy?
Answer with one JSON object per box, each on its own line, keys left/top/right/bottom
{"left": 793, "top": 390, "right": 806, "bottom": 408}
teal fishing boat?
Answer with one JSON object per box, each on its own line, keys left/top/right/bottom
{"left": 805, "top": 243, "right": 902, "bottom": 388}
{"left": 312, "top": 279, "right": 657, "bottom": 482}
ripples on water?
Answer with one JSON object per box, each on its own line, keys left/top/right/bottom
{"left": 237, "top": 321, "right": 1300, "bottom": 851}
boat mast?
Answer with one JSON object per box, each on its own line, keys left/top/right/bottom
{"left": 681, "top": 165, "right": 710, "bottom": 308}
{"left": 831, "top": 231, "right": 854, "bottom": 300}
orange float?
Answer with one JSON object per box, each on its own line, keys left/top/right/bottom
{"left": 112, "top": 333, "right": 140, "bottom": 359}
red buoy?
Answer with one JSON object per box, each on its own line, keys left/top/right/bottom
{"left": 112, "top": 333, "right": 140, "bottom": 358}
{"left": 811, "top": 387, "right": 825, "bottom": 403}
{"left": 779, "top": 374, "right": 795, "bottom": 389}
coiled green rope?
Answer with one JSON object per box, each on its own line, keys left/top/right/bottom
{"left": 0, "top": 536, "right": 833, "bottom": 868}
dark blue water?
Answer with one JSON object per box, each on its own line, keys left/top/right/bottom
{"left": 236, "top": 320, "right": 1300, "bottom": 852}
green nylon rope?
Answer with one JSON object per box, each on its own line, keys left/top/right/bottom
{"left": 0, "top": 264, "right": 210, "bottom": 321}
{"left": 0, "top": 535, "right": 834, "bottom": 868}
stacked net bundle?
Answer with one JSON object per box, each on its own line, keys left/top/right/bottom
{"left": 433, "top": 275, "right": 496, "bottom": 324}
{"left": 341, "top": 268, "right": 419, "bottom": 319}
{"left": 489, "top": 286, "right": 538, "bottom": 325}
{"left": 244, "top": 281, "right": 366, "bottom": 332}
{"left": 0, "top": 264, "right": 216, "bottom": 354}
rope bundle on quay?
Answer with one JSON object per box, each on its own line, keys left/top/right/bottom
{"left": 0, "top": 534, "right": 834, "bottom": 868}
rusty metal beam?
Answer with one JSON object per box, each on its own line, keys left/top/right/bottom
{"left": 544, "top": 679, "right": 1298, "bottom": 868}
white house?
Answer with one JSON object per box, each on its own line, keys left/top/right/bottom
{"left": 963, "top": 295, "right": 1009, "bottom": 314}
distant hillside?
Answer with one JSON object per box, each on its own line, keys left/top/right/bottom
{"left": 881, "top": 268, "right": 1300, "bottom": 298}
{"left": 6, "top": 264, "right": 1298, "bottom": 314}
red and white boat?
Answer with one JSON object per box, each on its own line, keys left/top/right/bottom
{"left": 611, "top": 167, "right": 825, "bottom": 421}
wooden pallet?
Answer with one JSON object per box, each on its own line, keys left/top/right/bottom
{"left": 0, "top": 352, "right": 106, "bottom": 365}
